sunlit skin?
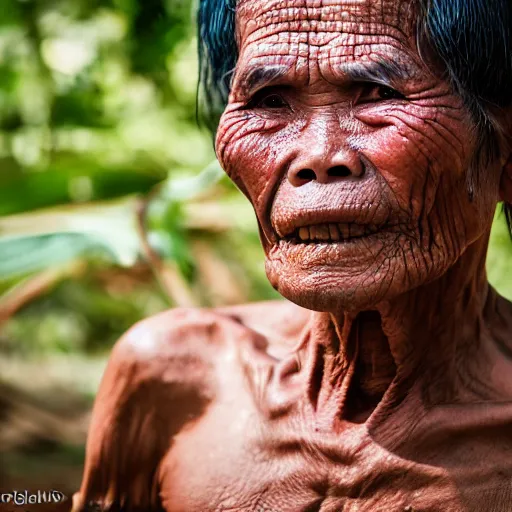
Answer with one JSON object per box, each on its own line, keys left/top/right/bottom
{"left": 75, "top": 1, "right": 512, "bottom": 511}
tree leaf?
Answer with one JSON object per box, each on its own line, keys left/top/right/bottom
{"left": 160, "top": 160, "right": 225, "bottom": 202}
{"left": 0, "top": 200, "right": 141, "bottom": 280}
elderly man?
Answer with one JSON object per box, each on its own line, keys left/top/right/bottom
{"left": 75, "top": 0, "right": 512, "bottom": 510}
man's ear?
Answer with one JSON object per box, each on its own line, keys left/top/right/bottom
{"left": 500, "top": 154, "right": 512, "bottom": 203}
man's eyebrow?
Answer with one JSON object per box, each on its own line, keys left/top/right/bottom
{"left": 339, "top": 59, "right": 416, "bottom": 85}
{"left": 236, "top": 64, "right": 292, "bottom": 95}
{"left": 234, "top": 59, "right": 416, "bottom": 96}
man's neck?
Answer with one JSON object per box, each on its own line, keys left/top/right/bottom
{"left": 303, "top": 235, "right": 505, "bottom": 426}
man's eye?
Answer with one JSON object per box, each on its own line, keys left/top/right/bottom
{"left": 377, "top": 85, "right": 405, "bottom": 100}
{"left": 260, "top": 94, "right": 287, "bottom": 108}
{"left": 247, "top": 91, "right": 289, "bottom": 109}
{"left": 359, "top": 84, "right": 406, "bottom": 103}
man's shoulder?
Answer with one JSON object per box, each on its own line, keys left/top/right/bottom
{"left": 111, "top": 300, "right": 311, "bottom": 375}
{"left": 113, "top": 306, "right": 234, "bottom": 366}
{"left": 126, "top": 299, "right": 311, "bottom": 341}
{"left": 76, "top": 301, "right": 311, "bottom": 510}
{"left": 77, "top": 307, "right": 240, "bottom": 510}
{"left": 96, "top": 299, "right": 311, "bottom": 430}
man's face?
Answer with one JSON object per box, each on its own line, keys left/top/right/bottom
{"left": 216, "top": 0, "right": 501, "bottom": 313}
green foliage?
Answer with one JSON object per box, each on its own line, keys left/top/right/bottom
{"left": 0, "top": 196, "right": 151, "bottom": 278}
{"left": 488, "top": 208, "right": 512, "bottom": 295}
{"left": 0, "top": 161, "right": 225, "bottom": 281}
{"left": 0, "top": 0, "right": 213, "bottom": 217}
{"left": 0, "top": 0, "right": 216, "bottom": 357}
{"left": 3, "top": 273, "right": 167, "bottom": 355}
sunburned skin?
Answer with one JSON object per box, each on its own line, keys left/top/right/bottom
{"left": 74, "top": 0, "right": 512, "bottom": 511}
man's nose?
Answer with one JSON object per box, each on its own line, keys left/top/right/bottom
{"left": 287, "top": 147, "right": 364, "bottom": 187}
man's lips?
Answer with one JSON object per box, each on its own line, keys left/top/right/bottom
{"left": 271, "top": 202, "right": 393, "bottom": 242}
{"left": 281, "top": 222, "right": 381, "bottom": 243}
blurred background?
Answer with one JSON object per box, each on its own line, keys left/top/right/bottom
{"left": 0, "top": 0, "right": 510, "bottom": 499}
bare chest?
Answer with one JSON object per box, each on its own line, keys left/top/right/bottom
{"left": 156, "top": 395, "right": 512, "bottom": 512}
{"left": 154, "top": 326, "right": 512, "bottom": 512}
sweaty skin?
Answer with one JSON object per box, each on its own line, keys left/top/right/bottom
{"left": 75, "top": 1, "right": 512, "bottom": 511}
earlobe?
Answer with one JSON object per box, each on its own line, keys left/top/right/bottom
{"left": 500, "top": 154, "right": 512, "bottom": 203}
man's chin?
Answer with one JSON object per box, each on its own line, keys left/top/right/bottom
{"left": 265, "top": 259, "right": 395, "bottom": 314}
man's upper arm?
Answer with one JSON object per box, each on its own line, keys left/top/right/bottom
{"left": 74, "top": 309, "right": 219, "bottom": 512}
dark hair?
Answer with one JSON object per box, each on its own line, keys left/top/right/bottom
{"left": 197, "top": 0, "right": 512, "bottom": 234}
{"left": 197, "top": 0, "right": 237, "bottom": 130}
{"left": 417, "top": 0, "right": 512, "bottom": 233}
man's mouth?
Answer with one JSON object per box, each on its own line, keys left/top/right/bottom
{"left": 283, "top": 223, "right": 381, "bottom": 244}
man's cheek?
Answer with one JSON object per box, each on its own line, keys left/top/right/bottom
{"left": 217, "top": 110, "right": 285, "bottom": 160}
{"left": 354, "top": 130, "right": 431, "bottom": 219}
{"left": 365, "top": 120, "right": 465, "bottom": 222}
{"left": 219, "top": 130, "right": 277, "bottom": 210}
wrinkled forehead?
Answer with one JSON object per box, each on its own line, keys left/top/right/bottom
{"left": 236, "top": 0, "right": 418, "bottom": 57}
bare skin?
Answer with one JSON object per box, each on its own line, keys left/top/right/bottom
{"left": 75, "top": 1, "right": 512, "bottom": 511}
